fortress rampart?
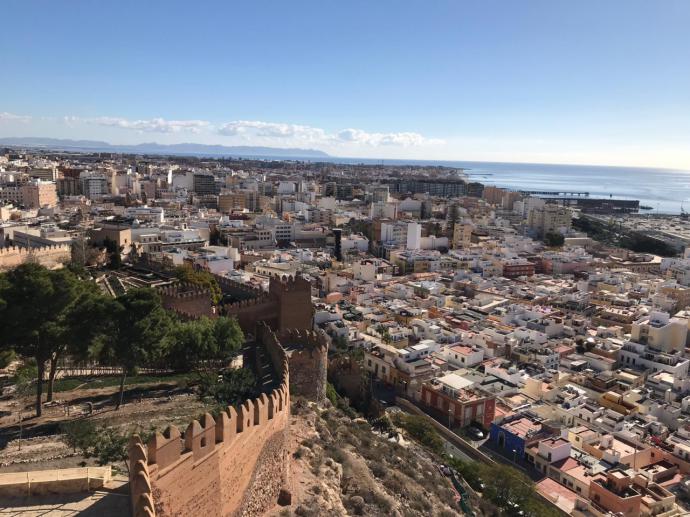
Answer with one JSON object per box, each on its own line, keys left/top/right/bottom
{"left": 279, "top": 329, "right": 330, "bottom": 405}
{"left": 0, "top": 244, "right": 71, "bottom": 271}
{"left": 156, "top": 282, "right": 216, "bottom": 319}
{"left": 154, "top": 272, "right": 313, "bottom": 334}
{"left": 129, "top": 323, "right": 291, "bottom": 517}
{"left": 219, "top": 273, "right": 313, "bottom": 333}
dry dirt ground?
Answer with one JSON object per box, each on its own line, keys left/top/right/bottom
{"left": 0, "top": 380, "right": 211, "bottom": 473}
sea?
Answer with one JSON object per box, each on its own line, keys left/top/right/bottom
{"left": 270, "top": 156, "right": 690, "bottom": 215}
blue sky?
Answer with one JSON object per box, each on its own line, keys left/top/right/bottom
{"left": 1, "top": 0, "right": 690, "bottom": 168}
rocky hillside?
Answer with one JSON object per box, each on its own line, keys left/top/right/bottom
{"left": 275, "top": 400, "right": 473, "bottom": 517}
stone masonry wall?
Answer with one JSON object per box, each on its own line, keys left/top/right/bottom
{"left": 129, "top": 323, "right": 290, "bottom": 517}
{"left": 219, "top": 273, "right": 313, "bottom": 335}
{"left": 157, "top": 283, "right": 216, "bottom": 319}
{"left": 280, "top": 329, "right": 329, "bottom": 405}
{"left": 0, "top": 245, "right": 71, "bottom": 271}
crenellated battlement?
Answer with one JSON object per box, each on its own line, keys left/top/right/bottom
{"left": 0, "top": 244, "right": 72, "bottom": 272}
{"left": 278, "top": 328, "right": 330, "bottom": 353}
{"left": 156, "top": 282, "right": 216, "bottom": 319}
{"left": 278, "top": 328, "right": 329, "bottom": 406}
{"left": 213, "top": 273, "right": 265, "bottom": 298}
{"left": 268, "top": 272, "right": 311, "bottom": 295}
{"left": 0, "top": 244, "right": 72, "bottom": 255}
{"left": 129, "top": 322, "right": 291, "bottom": 517}
{"left": 156, "top": 282, "right": 210, "bottom": 300}
{"left": 223, "top": 295, "right": 270, "bottom": 312}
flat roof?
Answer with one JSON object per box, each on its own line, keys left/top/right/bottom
{"left": 503, "top": 417, "right": 542, "bottom": 439}
{"left": 437, "top": 372, "right": 474, "bottom": 391}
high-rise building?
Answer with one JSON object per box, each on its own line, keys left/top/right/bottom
{"left": 57, "top": 177, "right": 81, "bottom": 196}
{"left": 452, "top": 222, "right": 473, "bottom": 248}
{"left": 20, "top": 180, "right": 58, "bottom": 209}
{"left": 527, "top": 203, "right": 572, "bottom": 237}
{"left": 193, "top": 173, "right": 216, "bottom": 195}
{"left": 79, "top": 172, "right": 108, "bottom": 199}
{"left": 406, "top": 222, "right": 422, "bottom": 250}
{"left": 371, "top": 185, "right": 390, "bottom": 204}
{"left": 28, "top": 167, "right": 58, "bottom": 181}
{"left": 219, "top": 190, "right": 260, "bottom": 213}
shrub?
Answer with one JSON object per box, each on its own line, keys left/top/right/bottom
{"left": 371, "top": 414, "right": 393, "bottom": 434}
{"left": 383, "top": 472, "right": 405, "bottom": 493}
{"left": 369, "top": 461, "right": 388, "bottom": 479}
{"left": 12, "top": 359, "right": 38, "bottom": 396}
{"left": 301, "top": 437, "right": 316, "bottom": 449}
{"left": 61, "top": 419, "right": 98, "bottom": 453}
{"left": 326, "top": 382, "right": 338, "bottom": 406}
{"left": 324, "top": 444, "right": 346, "bottom": 464}
{"left": 0, "top": 349, "right": 16, "bottom": 369}
{"left": 198, "top": 368, "right": 258, "bottom": 406}
{"left": 60, "top": 419, "right": 129, "bottom": 470}
{"left": 391, "top": 413, "right": 444, "bottom": 454}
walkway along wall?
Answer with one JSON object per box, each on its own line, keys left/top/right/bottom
{"left": 129, "top": 323, "right": 291, "bottom": 517}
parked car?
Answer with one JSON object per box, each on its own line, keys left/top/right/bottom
{"left": 466, "top": 425, "right": 484, "bottom": 440}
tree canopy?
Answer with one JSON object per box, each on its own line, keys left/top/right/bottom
{"left": 174, "top": 264, "right": 222, "bottom": 304}
{"left": 0, "top": 264, "right": 245, "bottom": 416}
{"left": 0, "top": 264, "right": 85, "bottom": 415}
{"left": 164, "top": 316, "right": 243, "bottom": 372}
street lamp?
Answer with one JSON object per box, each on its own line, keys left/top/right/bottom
{"left": 512, "top": 448, "right": 517, "bottom": 464}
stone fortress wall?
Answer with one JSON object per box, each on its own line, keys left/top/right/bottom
{"left": 129, "top": 323, "right": 291, "bottom": 517}
{"left": 157, "top": 282, "right": 216, "bottom": 319}
{"left": 221, "top": 273, "right": 314, "bottom": 334}
{"left": 157, "top": 272, "right": 314, "bottom": 334}
{"left": 279, "top": 328, "right": 329, "bottom": 405}
{"left": 0, "top": 244, "right": 71, "bottom": 271}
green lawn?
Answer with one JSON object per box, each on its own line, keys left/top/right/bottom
{"left": 46, "top": 372, "right": 195, "bottom": 393}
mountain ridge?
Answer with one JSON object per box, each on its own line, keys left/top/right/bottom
{"left": 0, "top": 137, "right": 330, "bottom": 158}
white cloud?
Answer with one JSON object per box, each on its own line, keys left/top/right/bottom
{"left": 2, "top": 111, "right": 442, "bottom": 150}
{"left": 89, "top": 116, "right": 210, "bottom": 134}
{"left": 0, "top": 112, "right": 31, "bottom": 123}
{"left": 217, "top": 120, "right": 327, "bottom": 141}
{"left": 336, "top": 128, "right": 443, "bottom": 146}
{"left": 217, "top": 120, "right": 443, "bottom": 147}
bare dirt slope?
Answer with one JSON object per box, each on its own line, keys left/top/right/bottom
{"left": 269, "top": 400, "right": 466, "bottom": 517}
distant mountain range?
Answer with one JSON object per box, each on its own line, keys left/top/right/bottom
{"left": 0, "top": 137, "right": 330, "bottom": 158}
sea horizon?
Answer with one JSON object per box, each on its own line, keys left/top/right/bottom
{"left": 257, "top": 155, "right": 690, "bottom": 214}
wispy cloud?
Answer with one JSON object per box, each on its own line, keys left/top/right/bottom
{"left": 217, "top": 120, "right": 327, "bottom": 141}
{"left": 91, "top": 116, "right": 210, "bottom": 134}
{"left": 1, "top": 112, "right": 443, "bottom": 149}
{"left": 0, "top": 112, "right": 31, "bottom": 123}
{"left": 217, "top": 119, "right": 443, "bottom": 147}
{"left": 336, "top": 128, "right": 443, "bottom": 146}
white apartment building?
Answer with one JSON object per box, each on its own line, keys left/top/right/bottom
{"left": 527, "top": 203, "right": 572, "bottom": 237}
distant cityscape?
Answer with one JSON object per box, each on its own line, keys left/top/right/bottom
{"left": 2, "top": 145, "right": 690, "bottom": 516}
